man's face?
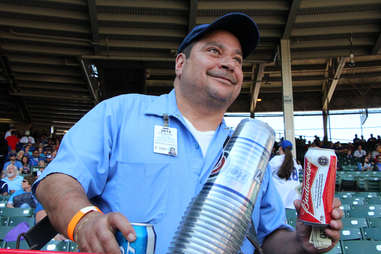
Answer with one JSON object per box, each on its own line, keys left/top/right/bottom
{"left": 176, "top": 30, "right": 244, "bottom": 109}
{"left": 6, "top": 165, "right": 17, "bottom": 178}
{"left": 33, "top": 150, "right": 39, "bottom": 158}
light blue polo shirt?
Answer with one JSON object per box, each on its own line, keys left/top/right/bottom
{"left": 34, "top": 89, "right": 291, "bottom": 253}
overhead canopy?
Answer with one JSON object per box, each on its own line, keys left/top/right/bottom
{"left": 0, "top": 0, "right": 381, "bottom": 134}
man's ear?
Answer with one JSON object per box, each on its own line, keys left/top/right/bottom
{"left": 175, "top": 53, "right": 186, "bottom": 78}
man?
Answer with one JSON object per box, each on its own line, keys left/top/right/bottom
{"left": 34, "top": 13, "right": 342, "bottom": 254}
{"left": 29, "top": 149, "right": 41, "bottom": 168}
{"left": 19, "top": 130, "right": 35, "bottom": 145}
{"left": 5, "top": 130, "right": 19, "bottom": 152}
{"left": 3, "top": 164, "right": 23, "bottom": 194}
{"left": 7, "top": 175, "right": 36, "bottom": 208}
{"left": 2, "top": 152, "right": 23, "bottom": 172}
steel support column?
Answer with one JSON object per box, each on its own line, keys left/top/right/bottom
{"left": 280, "top": 39, "right": 295, "bottom": 156}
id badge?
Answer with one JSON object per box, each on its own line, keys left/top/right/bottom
{"left": 154, "top": 125, "right": 178, "bottom": 156}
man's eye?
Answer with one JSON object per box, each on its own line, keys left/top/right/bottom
{"left": 234, "top": 57, "right": 242, "bottom": 64}
{"left": 208, "top": 48, "right": 220, "bottom": 54}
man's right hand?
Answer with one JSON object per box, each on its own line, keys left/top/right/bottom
{"left": 74, "top": 211, "right": 136, "bottom": 254}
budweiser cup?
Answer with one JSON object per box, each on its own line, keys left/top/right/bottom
{"left": 300, "top": 147, "right": 337, "bottom": 225}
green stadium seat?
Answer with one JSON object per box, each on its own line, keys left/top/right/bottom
{"left": 69, "top": 241, "right": 79, "bottom": 252}
{"left": 41, "top": 240, "right": 70, "bottom": 251}
{"left": 342, "top": 218, "right": 368, "bottom": 228}
{"left": 366, "top": 198, "right": 381, "bottom": 205}
{"left": 362, "top": 227, "right": 381, "bottom": 241}
{"left": 365, "top": 178, "right": 381, "bottom": 192}
{"left": 341, "top": 197, "right": 365, "bottom": 206}
{"left": 342, "top": 240, "right": 381, "bottom": 254}
{"left": 285, "top": 208, "right": 298, "bottom": 227}
{"left": 0, "top": 226, "right": 14, "bottom": 240}
{"left": 0, "top": 201, "right": 7, "bottom": 208}
{"left": 368, "top": 218, "right": 381, "bottom": 228}
{"left": 0, "top": 208, "right": 33, "bottom": 217}
{"left": 4, "top": 240, "right": 30, "bottom": 249}
{"left": 326, "top": 240, "right": 342, "bottom": 254}
{"left": 353, "top": 192, "right": 379, "bottom": 198}
{"left": 340, "top": 227, "right": 362, "bottom": 241}
{"left": 347, "top": 208, "right": 381, "bottom": 218}
{"left": 8, "top": 216, "right": 35, "bottom": 227}
{"left": 0, "top": 217, "right": 9, "bottom": 226}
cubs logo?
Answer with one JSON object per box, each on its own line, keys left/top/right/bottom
{"left": 209, "top": 152, "right": 228, "bottom": 178}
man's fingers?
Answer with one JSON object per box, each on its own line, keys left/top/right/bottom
{"left": 108, "top": 212, "right": 136, "bottom": 242}
{"left": 333, "top": 197, "right": 342, "bottom": 209}
{"left": 96, "top": 227, "right": 121, "bottom": 254}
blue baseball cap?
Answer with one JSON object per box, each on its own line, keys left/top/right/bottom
{"left": 280, "top": 140, "right": 293, "bottom": 150}
{"left": 177, "top": 12, "right": 260, "bottom": 59}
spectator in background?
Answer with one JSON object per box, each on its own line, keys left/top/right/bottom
{"left": 5, "top": 131, "right": 19, "bottom": 152}
{"left": 374, "top": 155, "right": 381, "bottom": 171}
{"left": 16, "top": 150, "right": 24, "bottom": 162}
{"left": 3, "top": 152, "right": 22, "bottom": 172}
{"left": 269, "top": 140, "right": 301, "bottom": 209}
{"left": 2, "top": 164, "right": 23, "bottom": 194}
{"left": 24, "top": 144, "right": 32, "bottom": 157}
{"left": 29, "top": 149, "right": 40, "bottom": 168}
{"left": 353, "top": 134, "right": 360, "bottom": 145}
{"left": 353, "top": 144, "right": 367, "bottom": 159}
{"left": 371, "top": 144, "right": 381, "bottom": 162}
{"left": 7, "top": 175, "right": 36, "bottom": 208}
{"left": 20, "top": 130, "right": 35, "bottom": 145}
{"left": 353, "top": 145, "right": 367, "bottom": 170}
{"left": 362, "top": 155, "right": 373, "bottom": 171}
{"left": 37, "top": 160, "right": 46, "bottom": 177}
{"left": 0, "top": 179, "right": 8, "bottom": 196}
{"left": 38, "top": 146, "right": 45, "bottom": 161}
{"left": 21, "top": 156, "right": 31, "bottom": 174}
{"left": 4, "top": 124, "right": 15, "bottom": 140}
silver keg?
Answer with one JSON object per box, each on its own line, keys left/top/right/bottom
{"left": 168, "top": 118, "right": 275, "bottom": 254}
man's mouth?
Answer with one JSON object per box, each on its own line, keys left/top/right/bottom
{"left": 207, "top": 71, "right": 237, "bottom": 85}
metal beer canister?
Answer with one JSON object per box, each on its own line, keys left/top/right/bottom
{"left": 168, "top": 118, "right": 275, "bottom": 253}
{"left": 300, "top": 147, "right": 337, "bottom": 225}
{"left": 117, "top": 223, "right": 156, "bottom": 254}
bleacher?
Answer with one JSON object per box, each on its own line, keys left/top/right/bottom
{"left": 0, "top": 196, "right": 78, "bottom": 252}
{"left": 287, "top": 154, "right": 381, "bottom": 254}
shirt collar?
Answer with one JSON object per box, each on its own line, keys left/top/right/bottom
{"left": 144, "top": 89, "right": 231, "bottom": 132}
{"left": 144, "top": 89, "right": 182, "bottom": 119}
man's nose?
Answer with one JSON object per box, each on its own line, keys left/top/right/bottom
{"left": 219, "top": 57, "right": 235, "bottom": 71}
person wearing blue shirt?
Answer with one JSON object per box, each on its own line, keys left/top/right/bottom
{"left": 33, "top": 12, "right": 342, "bottom": 254}
{"left": 2, "top": 164, "right": 23, "bottom": 194}
{"left": 2, "top": 152, "right": 22, "bottom": 172}
{"left": 7, "top": 175, "right": 36, "bottom": 208}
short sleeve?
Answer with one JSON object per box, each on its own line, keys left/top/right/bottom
{"left": 33, "top": 99, "right": 119, "bottom": 199}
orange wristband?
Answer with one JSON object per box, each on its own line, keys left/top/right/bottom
{"left": 67, "top": 205, "right": 102, "bottom": 241}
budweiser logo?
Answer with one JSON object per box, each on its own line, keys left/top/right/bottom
{"left": 302, "top": 161, "right": 311, "bottom": 211}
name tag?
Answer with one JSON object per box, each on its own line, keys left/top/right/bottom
{"left": 154, "top": 125, "right": 178, "bottom": 156}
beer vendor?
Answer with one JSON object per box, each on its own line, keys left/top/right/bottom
{"left": 33, "top": 12, "right": 343, "bottom": 254}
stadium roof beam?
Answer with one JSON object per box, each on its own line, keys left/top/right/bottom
{"left": 188, "top": 0, "right": 198, "bottom": 32}
{"left": 80, "top": 58, "right": 99, "bottom": 104}
{"left": 250, "top": 63, "right": 265, "bottom": 117}
{"left": 372, "top": 33, "right": 381, "bottom": 55}
{"left": 87, "top": 0, "right": 100, "bottom": 54}
{"left": 282, "top": 0, "right": 302, "bottom": 39}
{"left": 322, "top": 57, "right": 347, "bottom": 112}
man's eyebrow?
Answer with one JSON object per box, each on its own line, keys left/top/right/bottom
{"left": 203, "top": 41, "right": 243, "bottom": 56}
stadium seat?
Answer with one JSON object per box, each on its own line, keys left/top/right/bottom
{"left": 69, "top": 241, "right": 79, "bottom": 252}
{"left": 4, "top": 240, "right": 30, "bottom": 249}
{"left": 326, "top": 240, "right": 343, "bottom": 254}
{"left": 341, "top": 240, "right": 381, "bottom": 254}
{"left": 365, "top": 178, "right": 381, "bottom": 192}
{"left": 41, "top": 240, "right": 70, "bottom": 251}
{"left": 8, "top": 216, "right": 35, "bottom": 227}
{"left": 340, "top": 176, "right": 357, "bottom": 191}
{"left": 347, "top": 208, "right": 381, "bottom": 218}
{"left": 0, "top": 217, "right": 9, "bottom": 226}
{"left": 362, "top": 227, "right": 381, "bottom": 241}
{"left": 342, "top": 218, "right": 368, "bottom": 228}
{"left": 367, "top": 218, "right": 381, "bottom": 228}
{"left": 340, "top": 227, "right": 362, "bottom": 241}
{"left": 0, "top": 208, "right": 33, "bottom": 217}
{"left": 0, "top": 226, "right": 15, "bottom": 240}
{"left": 0, "top": 201, "right": 7, "bottom": 208}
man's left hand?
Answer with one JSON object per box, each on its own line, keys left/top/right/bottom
{"left": 294, "top": 197, "right": 343, "bottom": 253}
